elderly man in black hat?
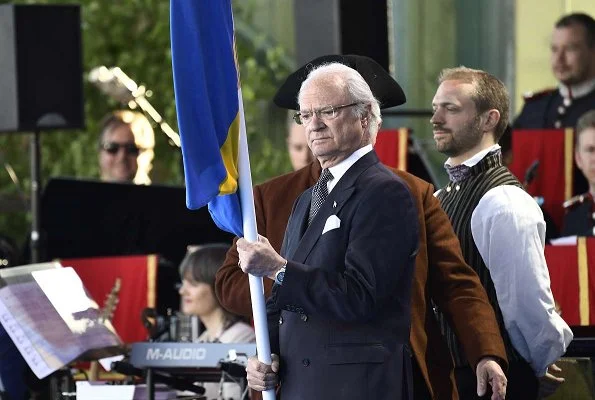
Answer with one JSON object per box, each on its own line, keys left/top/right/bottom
{"left": 216, "top": 55, "right": 507, "bottom": 400}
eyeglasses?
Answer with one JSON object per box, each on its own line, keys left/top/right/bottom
{"left": 293, "top": 102, "right": 360, "bottom": 125}
{"left": 101, "top": 141, "right": 141, "bottom": 156}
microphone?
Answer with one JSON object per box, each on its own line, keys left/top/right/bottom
{"left": 524, "top": 159, "right": 539, "bottom": 187}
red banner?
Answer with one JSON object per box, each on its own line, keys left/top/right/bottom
{"left": 374, "top": 128, "right": 409, "bottom": 171}
{"left": 546, "top": 238, "right": 595, "bottom": 326}
{"left": 508, "top": 128, "right": 574, "bottom": 231}
{"left": 61, "top": 255, "right": 157, "bottom": 343}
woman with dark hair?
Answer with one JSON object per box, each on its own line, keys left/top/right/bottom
{"left": 179, "top": 244, "right": 254, "bottom": 399}
{"left": 178, "top": 243, "right": 255, "bottom": 344}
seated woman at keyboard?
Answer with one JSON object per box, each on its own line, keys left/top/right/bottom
{"left": 178, "top": 243, "right": 255, "bottom": 400}
{"left": 179, "top": 243, "right": 255, "bottom": 344}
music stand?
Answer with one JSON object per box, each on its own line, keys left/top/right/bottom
{"left": 0, "top": 264, "right": 123, "bottom": 379}
{"left": 40, "top": 178, "right": 234, "bottom": 313}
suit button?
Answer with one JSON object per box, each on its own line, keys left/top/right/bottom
{"left": 279, "top": 316, "right": 283, "bottom": 325}
{"left": 300, "top": 314, "right": 308, "bottom": 322}
{"left": 302, "top": 358, "right": 310, "bottom": 367}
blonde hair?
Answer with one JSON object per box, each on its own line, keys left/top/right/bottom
{"left": 100, "top": 110, "right": 155, "bottom": 185}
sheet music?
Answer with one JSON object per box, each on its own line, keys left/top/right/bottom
{"left": 0, "top": 284, "right": 53, "bottom": 378}
{"left": 0, "top": 267, "right": 122, "bottom": 379}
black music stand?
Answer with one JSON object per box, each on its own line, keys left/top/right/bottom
{"left": 39, "top": 178, "right": 234, "bottom": 313}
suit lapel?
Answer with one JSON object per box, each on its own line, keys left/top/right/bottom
{"left": 290, "top": 151, "right": 380, "bottom": 264}
{"left": 281, "top": 188, "right": 312, "bottom": 259}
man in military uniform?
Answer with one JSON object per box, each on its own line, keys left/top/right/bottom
{"left": 514, "top": 12, "right": 595, "bottom": 195}
{"left": 514, "top": 13, "right": 594, "bottom": 130}
{"left": 562, "top": 110, "right": 595, "bottom": 236}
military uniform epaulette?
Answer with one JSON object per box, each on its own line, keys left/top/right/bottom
{"left": 522, "top": 88, "right": 556, "bottom": 102}
{"left": 563, "top": 193, "right": 591, "bottom": 209}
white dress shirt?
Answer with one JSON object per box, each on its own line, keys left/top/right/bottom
{"left": 448, "top": 144, "right": 573, "bottom": 376}
{"left": 327, "top": 144, "right": 373, "bottom": 193}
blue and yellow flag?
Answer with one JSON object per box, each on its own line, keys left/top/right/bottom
{"left": 170, "top": 0, "right": 243, "bottom": 236}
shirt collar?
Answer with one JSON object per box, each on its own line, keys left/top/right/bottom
{"left": 327, "top": 144, "right": 373, "bottom": 192}
{"left": 445, "top": 144, "right": 501, "bottom": 168}
{"left": 558, "top": 77, "right": 595, "bottom": 100}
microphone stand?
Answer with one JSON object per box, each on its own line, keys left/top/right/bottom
{"left": 29, "top": 129, "right": 41, "bottom": 263}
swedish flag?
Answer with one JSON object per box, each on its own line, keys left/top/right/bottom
{"left": 171, "top": 0, "right": 243, "bottom": 236}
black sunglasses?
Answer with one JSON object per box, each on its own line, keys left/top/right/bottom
{"left": 101, "top": 142, "right": 141, "bottom": 156}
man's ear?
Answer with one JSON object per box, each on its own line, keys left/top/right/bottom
{"left": 575, "top": 148, "right": 584, "bottom": 170}
{"left": 483, "top": 109, "right": 500, "bottom": 133}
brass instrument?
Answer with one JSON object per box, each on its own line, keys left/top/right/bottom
{"left": 88, "top": 66, "right": 180, "bottom": 148}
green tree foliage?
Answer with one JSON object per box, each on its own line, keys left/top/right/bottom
{"left": 0, "top": 0, "right": 292, "bottom": 248}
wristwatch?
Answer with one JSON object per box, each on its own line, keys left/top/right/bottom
{"left": 274, "top": 261, "right": 287, "bottom": 285}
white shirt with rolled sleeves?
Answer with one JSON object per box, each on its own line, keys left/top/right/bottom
{"left": 471, "top": 180, "right": 573, "bottom": 377}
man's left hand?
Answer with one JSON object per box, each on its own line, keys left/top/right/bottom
{"left": 237, "top": 235, "right": 286, "bottom": 279}
{"left": 476, "top": 357, "right": 507, "bottom": 400}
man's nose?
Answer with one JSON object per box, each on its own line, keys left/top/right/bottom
{"left": 552, "top": 49, "right": 565, "bottom": 64}
{"left": 309, "top": 115, "right": 326, "bottom": 130}
{"left": 430, "top": 112, "right": 441, "bottom": 125}
{"left": 115, "top": 148, "right": 129, "bottom": 160}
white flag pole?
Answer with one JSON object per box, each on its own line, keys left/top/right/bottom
{"left": 236, "top": 88, "right": 275, "bottom": 400}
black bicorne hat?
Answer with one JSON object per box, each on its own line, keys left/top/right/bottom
{"left": 273, "top": 54, "right": 406, "bottom": 110}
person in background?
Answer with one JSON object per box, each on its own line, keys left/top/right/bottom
{"left": 286, "top": 111, "right": 314, "bottom": 171}
{"left": 562, "top": 109, "right": 595, "bottom": 235}
{"left": 514, "top": 13, "right": 595, "bottom": 195}
{"left": 514, "top": 13, "right": 595, "bottom": 130}
{"left": 431, "top": 66, "right": 573, "bottom": 399}
{"left": 179, "top": 243, "right": 255, "bottom": 400}
{"left": 179, "top": 244, "right": 255, "bottom": 344}
{"left": 98, "top": 110, "right": 155, "bottom": 185}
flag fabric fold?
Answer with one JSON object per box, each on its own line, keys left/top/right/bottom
{"left": 171, "top": 0, "right": 243, "bottom": 236}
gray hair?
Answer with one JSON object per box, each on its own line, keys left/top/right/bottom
{"left": 576, "top": 110, "right": 595, "bottom": 146}
{"left": 298, "top": 63, "right": 382, "bottom": 142}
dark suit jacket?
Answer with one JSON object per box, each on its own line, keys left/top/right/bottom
{"left": 513, "top": 87, "right": 595, "bottom": 130}
{"left": 215, "top": 161, "right": 507, "bottom": 399}
{"left": 265, "top": 151, "right": 418, "bottom": 399}
{"left": 561, "top": 193, "right": 595, "bottom": 236}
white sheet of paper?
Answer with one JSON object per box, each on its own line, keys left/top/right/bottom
{"left": 76, "top": 382, "right": 135, "bottom": 400}
{"left": 549, "top": 236, "right": 578, "bottom": 246}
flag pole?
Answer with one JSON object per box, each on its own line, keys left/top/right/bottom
{"left": 237, "top": 90, "right": 275, "bottom": 400}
